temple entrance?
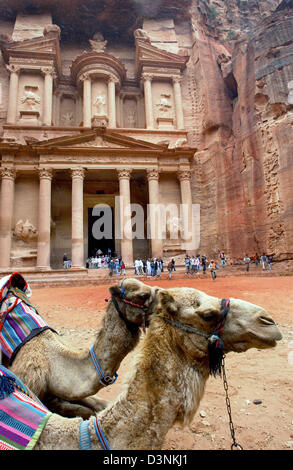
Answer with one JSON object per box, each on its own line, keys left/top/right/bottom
{"left": 88, "top": 207, "right": 115, "bottom": 257}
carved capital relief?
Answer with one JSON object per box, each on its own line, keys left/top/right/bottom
{"left": 80, "top": 72, "right": 91, "bottom": 83}
{"left": 117, "top": 168, "right": 132, "bottom": 180}
{"left": 71, "top": 168, "right": 85, "bottom": 179}
{"left": 0, "top": 167, "right": 16, "bottom": 180}
{"left": 178, "top": 169, "right": 192, "bottom": 182}
{"left": 41, "top": 67, "right": 57, "bottom": 79}
{"left": 6, "top": 64, "right": 20, "bottom": 75}
{"left": 39, "top": 168, "right": 53, "bottom": 180}
{"left": 146, "top": 168, "right": 160, "bottom": 181}
{"left": 142, "top": 73, "right": 153, "bottom": 83}
{"left": 172, "top": 76, "right": 182, "bottom": 85}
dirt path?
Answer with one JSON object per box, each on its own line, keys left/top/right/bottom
{"left": 30, "top": 276, "right": 293, "bottom": 450}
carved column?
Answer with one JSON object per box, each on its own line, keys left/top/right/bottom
{"left": 142, "top": 74, "right": 154, "bottom": 129}
{"left": 178, "top": 169, "right": 193, "bottom": 253}
{"left": 71, "top": 168, "right": 85, "bottom": 268}
{"left": 81, "top": 73, "right": 92, "bottom": 128}
{"left": 6, "top": 65, "right": 20, "bottom": 124}
{"left": 147, "top": 168, "right": 163, "bottom": 258}
{"left": 42, "top": 67, "right": 55, "bottom": 126}
{"left": 117, "top": 169, "right": 133, "bottom": 266}
{"left": 173, "top": 77, "right": 185, "bottom": 130}
{"left": 37, "top": 168, "right": 53, "bottom": 270}
{"left": 108, "top": 77, "right": 116, "bottom": 128}
{"left": 0, "top": 167, "right": 16, "bottom": 268}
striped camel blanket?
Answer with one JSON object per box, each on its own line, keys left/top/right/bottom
{"left": 0, "top": 365, "right": 51, "bottom": 450}
{"left": 0, "top": 273, "right": 54, "bottom": 364}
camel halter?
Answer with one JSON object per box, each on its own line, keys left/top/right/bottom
{"left": 89, "top": 347, "right": 118, "bottom": 387}
{"left": 106, "top": 280, "right": 148, "bottom": 333}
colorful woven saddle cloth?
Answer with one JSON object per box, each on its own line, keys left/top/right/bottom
{"left": 0, "top": 365, "right": 51, "bottom": 450}
{"left": 0, "top": 273, "right": 54, "bottom": 364}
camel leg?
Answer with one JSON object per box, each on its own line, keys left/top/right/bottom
{"left": 44, "top": 395, "right": 111, "bottom": 419}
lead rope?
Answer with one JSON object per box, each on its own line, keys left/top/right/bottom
{"left": 221, "top": 355, "right": 243, "bottom": 450}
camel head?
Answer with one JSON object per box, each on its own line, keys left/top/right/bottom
{"left": 109, "top": 278, "right": 161, "bottom": 327}
{"left": 156, "top": 287, "right": 282, "bottom": 367}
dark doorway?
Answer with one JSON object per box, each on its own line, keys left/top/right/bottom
{"left": 88, "top": 207, "right": 115, "bottom": 257}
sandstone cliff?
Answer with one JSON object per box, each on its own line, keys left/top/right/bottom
{"left": 185, "top": 0, "right": 293, "bottom": 261}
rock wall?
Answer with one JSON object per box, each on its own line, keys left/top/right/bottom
{"left": 185, "top": 0, "right": 293, "bottom": 260}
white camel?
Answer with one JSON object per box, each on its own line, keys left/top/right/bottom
{"left": 24, "top": 286, "right": 281, "bottom": 449}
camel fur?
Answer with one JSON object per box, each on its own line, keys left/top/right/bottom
{"left": 31, "top": 286, "right": 282, "bottom": 450}
{"left": 7, "top": 278, "right": 160, "bottom": 418}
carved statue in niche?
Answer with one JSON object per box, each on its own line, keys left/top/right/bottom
{"left": 61, "top": 112, "right": 74, "bottom": 126}
{"left": 89, "top": 32, "right": 107, "bottom": 52}
{"left": 13, "top": 219, "right": 38, "bottom": 242}
{"left": 94, "top": 94, "right": 106, "bottom": 116}
{"left": 20, "top": 86, "right": 41, "bottom": 110}
{"left": 156, "top": 93, "right": 172, "bottom": 114}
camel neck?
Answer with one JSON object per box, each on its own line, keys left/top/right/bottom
{"left": 91, "top": 302, "right": 140, "bottom": 388}
{"left": 92, "top": 322, "right": 209, "bottom": 450}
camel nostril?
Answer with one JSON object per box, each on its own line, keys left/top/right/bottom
{"left": 259, "top": 316, "right": 276, "bottom": 325}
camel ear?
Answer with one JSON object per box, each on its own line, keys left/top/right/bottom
{"left": 159, "top": 290, "right": 178, "bottom": 315}
{"left": 109, "top": 285, "right": 121, "bottom": 297}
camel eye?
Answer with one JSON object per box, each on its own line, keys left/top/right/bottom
{"left": 201, "top": 312, "right": 217, "bottom": 322}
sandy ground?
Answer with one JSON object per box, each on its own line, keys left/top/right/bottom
{"left": 29, "top": 276, "right": 293, "bottom": 451}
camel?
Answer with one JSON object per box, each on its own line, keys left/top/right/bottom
{"left": 22, "top": 285, "right": 281, "bottom": 450}
{"left": 5, "top": 278, "right": 160, "bottom": 418}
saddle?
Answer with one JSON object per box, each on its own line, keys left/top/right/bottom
{"left": 0, "top": 365, "right": 51, "bottom": 450}
{"left": 0, "top": 273, "right": 55, "bottom": 365}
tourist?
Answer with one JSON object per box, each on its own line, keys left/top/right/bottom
{"left": 167, "top": 260, "right": 173, "bottom": 280}
{"left": 184, "top": 255, "right": 190, "bottom": 275}
{"left": 138, "top": 259, "right": 144, "bottom": 275}
{"left": 134, "top": 258, "right": 139, "bottom": 275}
{"left": 156, "top": 259, "right": 162, "bottom": 278}
{"left": 261, "top": 253, "right": 267, "bottom": 270}
{"left": 195, "top": 256, "right": 200, "bottom": 274}
{"left": 243, "top": 254, "right": 251, "bottom": 272}
{"left": 63, "top": 253, "right": 69, "bottom": 269}
{"left": 120, "top": 260, "right": 126, "bottom": 276}
{"left": 143, "top": 260, "right": 147, "bottom": 275}
{"left": 109, "top": 258, "right": 115, "bottom": 277}
{"left": 202, "top": 255, "right": 207, "bottom": 274}
{"left": 115, "top": 258, "right": 120, "bottom": 275}
{"left": 220, "top": 251, "right": 226, "bottom": 268}
{"left": 171, "top": 258, "right": 176, "bottom": 272}
{"left": 208, "top": 259, "right": 218, "bottom": 281}
{"left": 146, "top": 259, "right": 151, "bottom": 276}
{"left": 253, "top": 253, "right": 259, "bottom": 266}
{"left": 267, "top": 255, "right": 272, "bottom": 271}
{"left": 190, "top": 256, "right": 197, "bottom": 275}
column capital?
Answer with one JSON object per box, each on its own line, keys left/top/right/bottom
{"left": 71, "top": 167, "right": 85, "bottom": 179}
{"left": 39, "top": 168, "right": 53, "bottom": 180}
{"left": 178, "top": 169, "right": 192, "bottom": 182}
{"left": 172, "top": 76, "right": 182, "bottom": 84}
{"left": 117, "top": 168, "right": 132, "bottom": 180}
{"left": 41, "top": 67, "right": 57, "bottom": 79}
{"left": 6, "top": 64, "right": 20, "bottom": 75}
{"left": 0, "top": 167, "right": 16, "bottom": 180}
{"left": 146, "top": 168, "right": 160, "bottom": 181}
{"left": 108, "top": 76, "right": 118, "bottom": 85}
{"left": 142, "top": 73, "right": 154, "bottom": 83}
{"left": 80, "top": 72, "right": 91, "bottom": 82}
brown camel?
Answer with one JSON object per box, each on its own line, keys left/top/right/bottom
{"left": 26, "top": 286, "right": 281, "bottom": 450}
{"left": 6, "top": 278, "right": 160, "bottom": 417}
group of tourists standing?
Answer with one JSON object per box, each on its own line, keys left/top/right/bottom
{"left": 134, "top": 258, "right": 164, "bottom": 278}
{"left": 243, "top": 253, "right": 273, "bottom": 272}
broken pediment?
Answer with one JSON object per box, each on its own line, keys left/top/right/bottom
{"left": 135, "top": 36, "right": 189, "bottom": 77}
{"left": 1, "top": 28, "right": 61, "bottom": 74}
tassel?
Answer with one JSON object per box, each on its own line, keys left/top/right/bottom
{"left": 0, "top": 375, "right": 16, "bottom": 399}
{"left": 208, "top": 334, "right": 224, "bottom": 377}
